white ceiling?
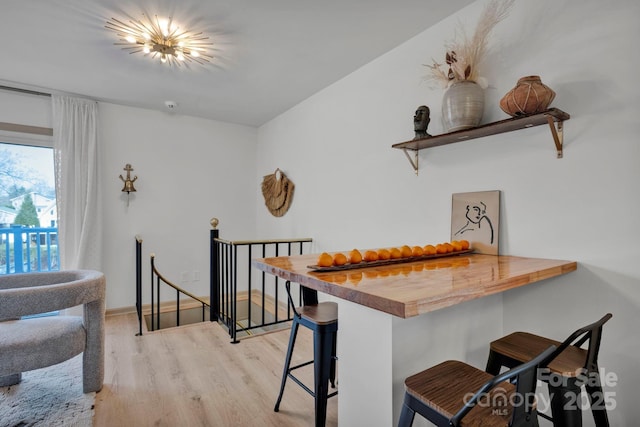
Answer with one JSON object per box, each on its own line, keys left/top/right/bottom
{"left": 2, "top": 0, "right": 474, "bottom": 127}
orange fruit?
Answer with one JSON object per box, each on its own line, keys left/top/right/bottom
{"left": 317, "top": 252, "right": 333, "bottom": 267}
{"left": 401, "top": 245, "right": 413, "bottom": 258}
{"left": 411, "top": 246, "right": 424, "bottom": 257}
{"left": 389, "top": 247, "right": 402, "bottom": 259}
{"left": 423, "top": 244, "right": 437, "bottom": 255}
{"left": 450, "top": 240, "right": 463, "bottom": 251}
{"left": 363, "top": 250, "right": 379, "bottom": 262}
{"left": 435, "top": 244, "right": 448, "bottom": 254}
{"left": 377, "top": 248, "right": 391, "bottom": 260}
{"left": 443, "top": 243, "right": 454, "bottom": 253}
{"left": 333, "top": 253, "right": 348, "bottom": 266}
{"left": 460, "top": 240, "right": 470, "bottom": 250}
{"left": 349, "top": 249, "right": 363, "bottom": 264}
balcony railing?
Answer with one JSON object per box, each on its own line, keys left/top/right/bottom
{"left": 0, "top": 225, "right": 59, "bottom": 274}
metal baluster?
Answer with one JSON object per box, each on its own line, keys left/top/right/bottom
{"left": 262, "top": 243, "right": 266, "bottom": 325}
{"left": 231, "top": 244, "right": 238, "bottom": 343}
{"left": 156, "top": 274, "right": 161, "bottom": 331}
{"left": 274, "top": 243, "right": 279, "bottom": 323}
{"left": 176, "top": 289, "right": 180, "bottom": 327}
{"left": 136, "top": 237, "right": 142, "bottom": 336}
{"left": 210, "top": 228, "right": 219, "bottom": 322}
{"left": 150, "top": 256, "right": 155, "bottom": 331}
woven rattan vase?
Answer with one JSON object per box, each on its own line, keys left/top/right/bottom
{"left": 441, "top": 80, "right": 485, "bottom": 132}
{"left": 500, "top": 75, "right": 555, "bottom": 117}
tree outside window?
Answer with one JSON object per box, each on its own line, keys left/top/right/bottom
{"left": 14, "top": 194, "right": 39, "bottom": 226}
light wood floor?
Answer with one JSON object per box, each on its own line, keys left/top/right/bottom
{"left": 94, "top": 313, "right": 338, "bottom": 426}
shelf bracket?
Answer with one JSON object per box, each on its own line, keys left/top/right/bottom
{"left": 402, "top": 148, "right": 419, "bottom": 175}
{"left": 546, "top": 115, "right": 564, "bottom": 158}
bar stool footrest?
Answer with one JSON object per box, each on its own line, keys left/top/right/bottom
{"left": 287, "top": 372, "right": 339, "bottom": 399}
{"left": 289, "top": 359, "right": 314, "bottom": 372}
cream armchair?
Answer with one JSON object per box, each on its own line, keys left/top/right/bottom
{"left": 0, "top": 270, "right": 105, "bottom": 393}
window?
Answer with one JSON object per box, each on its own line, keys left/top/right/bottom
{"left": 0, "top": 139, "right": 58, "bottom": 274}
{"left": 0, "top": 142, "right": 55, "bottom": 224}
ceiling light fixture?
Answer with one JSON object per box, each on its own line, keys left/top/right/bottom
{"left": 105, "top": 14, "right": 213, "bottom": 66}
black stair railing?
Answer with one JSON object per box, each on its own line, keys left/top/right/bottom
{"left": 210, "top": 218, "right": 312, "bottom": 343}
{"left": 135, "top": 235, "right": 143, "bottom": 335}
{"left": 149, "top": 254, "right": 210, "bottom": 332}
{"left": 134, "top": 235, "right": 211, "bottom": 333}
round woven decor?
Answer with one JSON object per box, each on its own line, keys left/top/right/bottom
{"left": 261, "top": 168, "right": 294, "bottom": 217}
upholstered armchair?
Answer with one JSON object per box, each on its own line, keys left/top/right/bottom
{"left": 0, "top": 270, "right": 105, "bottom": 393}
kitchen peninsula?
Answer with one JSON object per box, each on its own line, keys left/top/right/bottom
{"left": 253, "top": 253, "right": 577, "bottom": 426}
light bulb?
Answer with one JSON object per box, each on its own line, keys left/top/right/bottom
{"left": 160, "top": 54, "right": 167, "bottom": 63}
{"left": 125, "top": 35, "right": 136, "bottom": 44}
{"left": 191, "top": 50, "right": 200, "bottom": 58}
{"left": 177, "top": 52, "right": 184, "bottom": 61}
{"left": 158, "top": 19, "right": 169, "bottom": 36}
{"left": 143, "top": 45, "right": 151, "bottom": 54}
{"left": 143, "top": 32, "right": 151, "bottom": 40}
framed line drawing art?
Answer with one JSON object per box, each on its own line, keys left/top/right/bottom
{"left": 451, "top": 190, "right": 500, "bottom": 255}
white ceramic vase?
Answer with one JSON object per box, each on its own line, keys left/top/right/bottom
{"left": 441, "top": 80, "right": 485, "bottom": 132}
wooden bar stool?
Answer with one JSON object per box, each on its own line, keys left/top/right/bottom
{"left": 274, "top": 281, "right": 337, "bottom": 427}
{"left": 486, "top": 313, "right": 612, "bottom": 427}
{"left": 398, "top": 345, "right": 556, "bottom": 427}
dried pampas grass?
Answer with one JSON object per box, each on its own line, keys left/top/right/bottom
{"left": 424, "top": 0, "right": 514, "bottom": 88}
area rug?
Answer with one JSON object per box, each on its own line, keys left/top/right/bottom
{"left": 0, "top": 354, "right": 95, "bottom": 427}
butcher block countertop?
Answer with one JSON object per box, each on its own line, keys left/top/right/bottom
{"left": 252, "top": 253, "right": 577, "bottom": 318}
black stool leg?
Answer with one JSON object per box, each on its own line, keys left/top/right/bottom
{"left": 329, "top": 331, "right": 337, "bottom": 388}
{"left": 313, "top": 328, "right": 334, "bottom": 427}
{"left": 485, "top": 349, "right": 503, "bottom": 375}
{"left": 549, "top": 381, "right": 583, "bottom": 427}
{"left": 585, "top": 368, "right": 610, "bottom": 427}
{"left": 397, "top": 394, "right": 416, "bottom": 427}
{"left": 274, "top": 317, "right": 300, "bottom": 412}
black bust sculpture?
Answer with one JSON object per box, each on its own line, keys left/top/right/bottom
{"left": 413, "top": 105, "right": 432, "bottom": 139}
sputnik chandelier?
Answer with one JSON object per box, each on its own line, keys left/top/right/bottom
{"left": 105, "top": 14, "right": 213, "bottom": 66}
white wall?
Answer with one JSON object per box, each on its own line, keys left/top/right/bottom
{"left": 255, "top": 0, "right": 640, "bottom": 424}
{"left": 0, "top": 92, "right": 258, "bottom": 309}
{"left": 99, "top": 103, "right": 258, "bottom": 309}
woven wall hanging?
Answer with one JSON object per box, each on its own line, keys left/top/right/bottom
{"left": 261, "top": 168, "right": 295, "bottom": 217}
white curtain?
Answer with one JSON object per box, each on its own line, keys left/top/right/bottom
{"left": 52, "top": 95, "right": 102, "bottom": 271}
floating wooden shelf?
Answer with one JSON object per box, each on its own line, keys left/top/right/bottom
{"left": 392, "top": 108, "right": 570, "bottom": 174}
